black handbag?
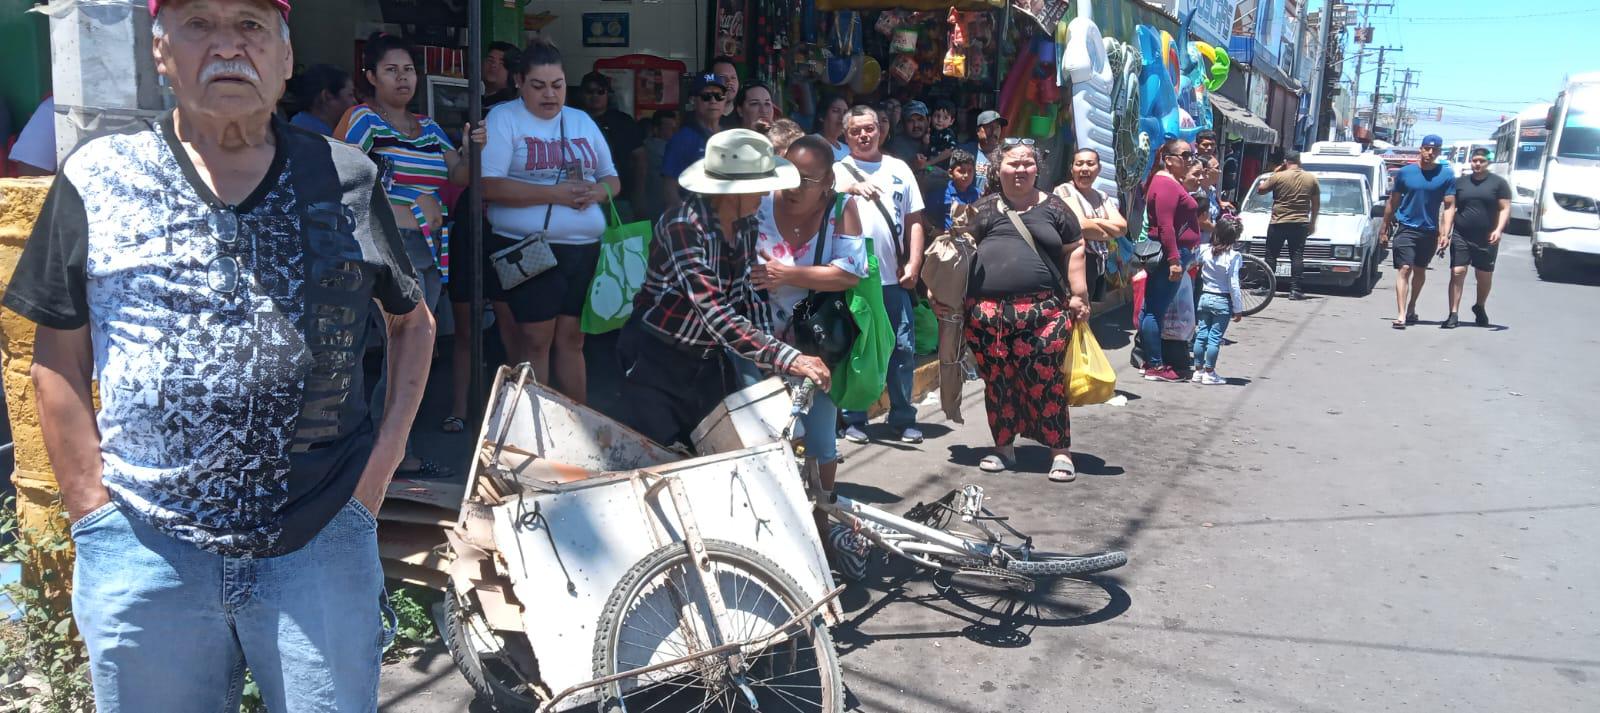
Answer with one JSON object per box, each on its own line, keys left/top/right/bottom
{"left": 1132, "top": 238, "right": 1166, "bottom": 270}
{"left": 789, "top": 197, "right": 859, "bottom": 367}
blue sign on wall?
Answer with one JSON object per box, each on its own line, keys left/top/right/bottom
{"left": 582, "top": 13, "right": 630, "bottom": 48}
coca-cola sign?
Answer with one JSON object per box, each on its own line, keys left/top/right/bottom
{"left": 714, "top": 0, "right": 747, "bottom": 63}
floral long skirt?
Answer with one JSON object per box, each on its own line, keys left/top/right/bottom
{"left": 964, "top": 291, "right": 1073, "bottom": 449}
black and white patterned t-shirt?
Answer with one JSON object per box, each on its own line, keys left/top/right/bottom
{"left": 4, "top": 112, "right": 422, "bottom": 557}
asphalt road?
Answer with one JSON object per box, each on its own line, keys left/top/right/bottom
{"left": 381, "top": 232, "right": 1600, "bottom": 712}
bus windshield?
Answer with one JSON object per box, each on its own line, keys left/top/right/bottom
{"left": 1515, "top": 140, "right": 1546, "bottom": 170}
{"left": 1556, "top": 86, "right": 1600, "bottom": 160}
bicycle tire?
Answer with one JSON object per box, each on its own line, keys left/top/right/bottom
{"left": 441, "top": 583, "right": 542, "bottom": 711}
{"left": 915, "top": 528, "right": 1127, "bottom": 579}
{"left": 592, "top": 539, "right": 844, "bottom": 713}
{"left": 1237, "top": 254, "right": 1276, "bottom": 316}
{"left": 1003, "top": 550, "right": 1129, "bottom": 577}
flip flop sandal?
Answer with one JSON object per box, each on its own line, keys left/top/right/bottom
{"left": 395, "top": 459, "right": 454, "bottom": 480}
{"left": 1392, "top": 320, "right": 1406, "bottom": 330}
{"left": 1048, "top": 455, "right": 1077, "bottom": 483}
{"left": 1406, "top": 312, "right": 1419, "bottom": 325}
{"left": 978, "top": 453, "right": 1015, "bottom": 473}
{"left": 441, "top": 415, "right": 467, "bottom": 433}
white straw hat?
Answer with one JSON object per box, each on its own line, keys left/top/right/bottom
{"left": 677, "top": 129, "right": 801, "bottom": 195}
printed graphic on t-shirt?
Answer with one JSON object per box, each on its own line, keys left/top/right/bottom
{"left": 4, "top": 120, "right": 419, "bottom": 557}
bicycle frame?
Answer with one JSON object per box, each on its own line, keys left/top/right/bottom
{"left": 784, "top": 382, "right": 1031, "bottom": 574}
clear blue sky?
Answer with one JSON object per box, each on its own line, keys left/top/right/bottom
{"left": 1334, "top": 0, "right": 1596, "bottom": 143}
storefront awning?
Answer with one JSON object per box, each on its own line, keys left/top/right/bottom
{"left": 1211, "top": 94, "right": 1278, "bottom": 145}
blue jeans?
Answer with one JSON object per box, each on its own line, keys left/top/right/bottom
{"left": 71, "top": 499, "right": 394, "bottom": 713}
{"left": 843, "top": 284, "right": 917, "bottom": 430}
{"left": 1191, "top": 293, "right": 1233, "bottom": 370}
{"left": 730, "top": 354, "right": 840, "bottom": 465}
{"left": 1138, "top": 249, "right": 1195, "bottom": 368}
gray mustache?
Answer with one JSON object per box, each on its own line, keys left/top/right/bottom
{"left": 200, "top": 60, "right": 261, "bottom": 84}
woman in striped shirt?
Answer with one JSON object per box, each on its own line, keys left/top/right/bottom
{"left": 337, "top": 32, "right": 481, "bottom": 476}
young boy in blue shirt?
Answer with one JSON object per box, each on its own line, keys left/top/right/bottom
{"left": 938, "top": 149, "right": 983, "bottom": 230}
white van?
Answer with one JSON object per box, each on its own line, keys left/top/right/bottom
{"left": 1301, "top": 141, "right": 1389, "bottom": 206}
{"left": 1533, "top": 72, "right": 1600, "bottom": 279}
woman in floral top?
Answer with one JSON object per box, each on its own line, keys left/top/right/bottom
{"left": 749, "top": 135, "right": 866, "bottom": 494}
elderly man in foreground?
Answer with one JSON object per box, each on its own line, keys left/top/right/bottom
{"left": 3, "top": 1, "right": 435, "bottom": 710}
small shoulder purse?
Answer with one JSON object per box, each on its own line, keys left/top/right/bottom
{"left": 490, "top": 117, "right": 568, "bottom": 289}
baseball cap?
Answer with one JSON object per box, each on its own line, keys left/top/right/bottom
{"left": 150, "top": 0, "right": 291, "bottom": 18}
{"left": 904, "top": 101, "right": 930, "bottom": 118}
{"left": 1420, "top": 134, "right": 1444, "bottom": 148}
{"left": 691, "top": 73, "right": 728, "bottom": 95}
{"left": 976, "top": 110, "right": 1008, "bottom": 127}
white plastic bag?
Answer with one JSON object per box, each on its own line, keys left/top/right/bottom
{"left": 1161, "top": 273, "right": 1196, "bottom": 340}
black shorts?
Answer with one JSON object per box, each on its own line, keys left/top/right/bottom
{"left": 1391, "top": 227, "right": 1441, "bottom": 269}
{"left": 1450, "top": 234, "right": 1499, "bottom": 272}
{"left": 445, "top": 221, "right": 505, "bottom": 305}
{"left": 494, "top": 237, "right": 600, "bottom": 324}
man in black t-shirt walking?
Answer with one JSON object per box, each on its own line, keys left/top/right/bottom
{"left": 1443, "top": 148, "right": 1511, "bottom": 328}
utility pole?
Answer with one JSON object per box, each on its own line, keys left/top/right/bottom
{"left": 1368, "top": 46, "right": 1401, "bottom": 142}
{"left": 1394, "top": 69, "right": 1419, "bottom": 145}
{"left": 1346, "top": 1, "right": 1394, "bottom": 145}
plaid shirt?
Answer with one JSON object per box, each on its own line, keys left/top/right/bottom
{"left": 635, "top": 194, "right": 800, "bottom": 372}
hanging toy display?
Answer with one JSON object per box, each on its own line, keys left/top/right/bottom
{"left": 942, "top": 8, "right": 967, "bottom": 79}
{"left": 1135, "top": 24, "right": 1183, "bottom": 175}
{"left": 825, "top": 11, "right": 863, "bottom": 87}
{"left": 1191, "top": 41, "right": 1231, "bottom": 92}
{"left": 1063, "top": 0, "right": 1118, "bottom": 197}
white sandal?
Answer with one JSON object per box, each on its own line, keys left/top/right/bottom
{"left": 1048, "top": 455, "right": 1077, "bottom": 482}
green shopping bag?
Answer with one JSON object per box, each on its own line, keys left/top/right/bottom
{"left": 829, "top": 240, "right": 894, "bottom": 412}
{"left": 913, "top": 299, "right": 938, "bottom": 355}
{"left": 581, "top": 185, "right": 653, "bottom": 334}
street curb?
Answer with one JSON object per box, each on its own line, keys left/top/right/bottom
{"left": 866, "top": 287, "right": 1131, "bottom": 420}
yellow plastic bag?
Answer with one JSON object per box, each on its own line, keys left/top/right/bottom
{"left": 1067, "top": 320, "right": 1116, "bottom": 407}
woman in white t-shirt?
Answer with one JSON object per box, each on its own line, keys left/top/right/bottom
{"left": 1053, "top": 148, "right": 1128, "bottom": 300}
{"left": 482, "top": 39, "right": 620, "bottom": 404}
{"left": 749, "top": 135, "right": 865, "bottom": 504}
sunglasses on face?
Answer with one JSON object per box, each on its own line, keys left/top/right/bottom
{"left": 798, "top": 174, "right": 830, "bottom": 189}
{"left": 1003, "top": 138, "right": 1036, "bottom": 146}
{"left": 1166, "top": 151, "right": 1198, "bottom": 162}
{"left": 699, "top": 92, "right": 726, "bottom": 102}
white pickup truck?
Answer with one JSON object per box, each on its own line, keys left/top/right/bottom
{"left": 1237, "top": 173, "right": 1384, "bottom": 296}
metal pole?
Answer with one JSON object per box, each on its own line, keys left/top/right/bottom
{"left": 467, "top": 0, "right": 486, "bottom": 420}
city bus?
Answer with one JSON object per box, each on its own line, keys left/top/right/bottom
{"left": 1533, "top": 73, "right": 1600, "bottom": 279}
{"left": 1491, "top": 103, "right": 1551, "bottom": 234}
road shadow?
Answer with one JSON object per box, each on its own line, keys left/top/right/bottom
{"left": 1090, "top": 320, "right": 1134, "bottom": 351}
{"left": 946, "top": 444, "right": 990, "bottom": 467}
{"left": 1222, "top": 376, "right": 1253, "bottom": 386}
{"left": 1071, "top": 452, "right": 1125, "bottom": 477}
{"left": 854, "top": 423, "right": 954, "bottom": 448}
{"left": 831, "top": 562, "right": 1130, "bottom": 654}
{"left": 836, "top": 482, "right": 905, "bottom": 505}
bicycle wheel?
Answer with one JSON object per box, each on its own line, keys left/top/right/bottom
{"left": 592, "top": 539, "right": 844, "bottom": 713}
{"left": 1236, "top": 254, "right": 1276, "bottom": 316}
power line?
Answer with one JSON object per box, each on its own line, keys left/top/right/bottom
{"left": 1408, "top": 96, "right": 1549, "bottom": 106}
{"left": 1369, "top": 8, "right": 1600, "bottom": 24}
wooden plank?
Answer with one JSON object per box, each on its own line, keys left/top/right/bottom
{"left": 376, "top": 500, "right": 458, "bottom": 527}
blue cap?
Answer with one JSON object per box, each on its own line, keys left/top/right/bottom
{"left": 904, "top": 101, "right": 930, "bottom": 118}
{"left": 1421, "top": 134, "right": 1444, "bottom": 148}
{"left": 691, "top": 73, "right": 728, "bottom": 95}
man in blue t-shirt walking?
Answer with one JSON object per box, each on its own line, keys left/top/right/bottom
{"left": 1380, "top": 134, "right": 1457, "bottom": 329}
